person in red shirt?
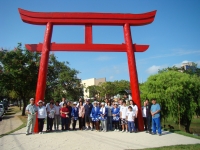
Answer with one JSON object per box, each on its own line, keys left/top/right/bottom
{"left": 60, "top": 103, "right": 69, "bottom": 131}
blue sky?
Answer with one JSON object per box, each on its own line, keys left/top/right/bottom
{"left": 0, "top": 0, "right": 200, "bottom": 82}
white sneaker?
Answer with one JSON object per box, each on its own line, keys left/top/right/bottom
{"left": 126, "top": 130, "right": 128, "bottom": 133}
{"left": 39, "top": 132, "right": 41, "bottom": 134}
{"left": 117, "top": 129, "right": 120, "bottom": 132}
{"left": 121, "top": 130, "right": 124, "bottom": 132}
{"left": 114, "top": 129, "right": 117, "bottom": 131}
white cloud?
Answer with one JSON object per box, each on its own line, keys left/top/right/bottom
{"left": 146, "top": 65, "right": 167, "bottom": 74}
{"left": 95, "top": 55, "right": 113, "bottom": 61}
{"left": 109, "top": 76, "right": 114, "bottom": 80}
{"left": 138, "top": 49, "right": 200, "bottom": 63}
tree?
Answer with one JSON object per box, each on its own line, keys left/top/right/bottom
{"left": 0, "top": 43, "right": 40, "bottom": 115}
{"left": 0, "top": 44, "right": 81, "bottom": 115}
{"left": 140, "top": 70, "right": 200, "bottom": 133}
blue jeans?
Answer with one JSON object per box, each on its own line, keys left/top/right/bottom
{"left": 107, "top": 116, "right": 113, "bottom": 130}
{"left": 128, "top": 121, "right": 135, "bottom": 133}
{"left": 152, "top": 117, "right": 161, "bottom": 134}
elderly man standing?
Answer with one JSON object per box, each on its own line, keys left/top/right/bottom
{"left": 25, "top": 98, "right": 37, "bottom": 135}
{"left": 151, "top": 98, "right": 161, "bottom": 136}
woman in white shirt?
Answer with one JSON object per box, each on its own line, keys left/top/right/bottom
{"left": 46, "top": 103, "right": 56, "bottom": 132}
{"left": 37, "top": 100, "right": 47, "bottom": 134}
{"left": 129, "top": 100, "right": 138, "bottom": 131}
{"left": 142, "top": 101, "right": 147, "bottom": 131}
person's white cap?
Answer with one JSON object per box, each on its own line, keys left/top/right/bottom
{"left": 115, "top": 102, "right": 118, "bottom": 105}
{"left": 37, "top": 100, "right": 43, "bottom": 105}
{"left": 73, "top": 102, "right": 77, "bottom": 105}
{"left": 101, "top": 102, "right": 105, "bottom": 105}
{"left": 93, "top": 101, "right": 97, "bottom": 104}
{"left": 30, "top": 98, "right": 34, "bottom": 101}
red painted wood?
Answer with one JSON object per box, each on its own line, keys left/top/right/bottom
{"left": 124, "top": 23, "right": 144, "bottom": 131}
{"left": 25, "top": 43, "right": 149, "bottom": 52}
{"left": 85, "top": 24, "right": 93, "bottom": 44}
{"left": 34, "top": 22, "right": 53, "bottom": 133}
{"left": 18, "top": 8, "right": 156, "bottom": 26}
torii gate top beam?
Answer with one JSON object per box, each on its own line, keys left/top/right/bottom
{"left": 18, "top": 8, "right": 156, "bottom": 26}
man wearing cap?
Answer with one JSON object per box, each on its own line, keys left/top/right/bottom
{"left": 25, "top": 98, "right": 37, "bottom": 135}
{"left": 84, "top": 99, "right": 93, "bottom": 130}
{"left": 151, "top": 98, "right": 161, "bottom": 136}
{"left": 71, "top": 102, "right": 79, "bottom": 130}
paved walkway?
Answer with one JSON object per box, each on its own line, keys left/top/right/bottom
{"left": 0, "top": 109, "right": 23, "bottom": 135}
{"left": 0, "top": 127, "right": 200, "bottom": 150}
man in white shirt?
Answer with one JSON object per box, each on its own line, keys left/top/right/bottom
{"left": 142, "top": 101, "right": 147, "bottom": 131}
{"left": 59, "top": 97, "right": 66, "bottom": 108}
{"left": 120, "top": 100, "right": 128, "bottom": 132}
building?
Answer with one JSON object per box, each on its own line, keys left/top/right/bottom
{"left": 81, "top": 78, "right": 106, "bottom": 99}
{"left": 180, "top": 61, "right": 196, "bottom": 72}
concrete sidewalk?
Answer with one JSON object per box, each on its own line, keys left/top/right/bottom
{"left": 0, "top": 127, "right": 200, "bottom": 150}
{"left": 0, "top": 111, "right": 23, "bottom": 135}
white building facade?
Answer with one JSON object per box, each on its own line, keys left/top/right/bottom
{"left": 81, "top": 78, "right": 106, "bottom": 99}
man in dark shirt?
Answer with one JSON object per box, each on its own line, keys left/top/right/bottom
{"left": 145, "top": 99, "right": 152, "bottom": 134}
{"left": 67, "top": 101, "right": 72, "bottom": 130}
{"left": 84, "top": 99, "right": 93, "bottom": 130}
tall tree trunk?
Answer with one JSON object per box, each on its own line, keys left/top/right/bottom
{"left": 21, "top": 97, "right": 27, "bottom": 116}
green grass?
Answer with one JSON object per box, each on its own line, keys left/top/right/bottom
{"left": 162, "top": 116, "right": 200, "bottom": 139}
{"left": 144, "top": 144, "right": 200, "bottom": 150}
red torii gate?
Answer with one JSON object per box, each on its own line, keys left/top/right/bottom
{"left": 18, "top": 8, "right": 156, "bottom": 132}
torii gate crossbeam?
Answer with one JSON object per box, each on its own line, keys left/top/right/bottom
{"left": 18, "top": 8, "right": 156, "bottom": 133}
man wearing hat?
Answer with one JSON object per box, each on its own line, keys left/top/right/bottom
{"left": 84, "top": 99, "right": 93, "bottom": 130}
{"left": 25, "top": 98, "right": 37, "bottom": 135}
{"left": 71, "top": 102, "right": 79, "bottom": 130}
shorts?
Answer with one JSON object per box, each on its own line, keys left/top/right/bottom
{"left": 85, "top": 115, "right": 92, "bottom": 123}
{"left": 121, "top": 118, "right": 127, "bottom": 125}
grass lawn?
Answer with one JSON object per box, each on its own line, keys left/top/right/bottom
{"left": 144, "top": 144, "right": 200, "bottom": 150}
{"left": 162, "top": 116, "right": 200, "bottom": 140}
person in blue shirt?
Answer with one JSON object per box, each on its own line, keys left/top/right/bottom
{"left": 91, "top": 101, "right": 100, "bottom": 131}
{"left": 111, "top": 102, "right": 120, "bottom": 131}
{"left": 99, "top": 102, "right": 108, "bottom": 132}
{"left": 71, "top": 102, "right": 79, "bottom": 130}
{"left": 151, "top": 99, "right": 162, "bottom": 136}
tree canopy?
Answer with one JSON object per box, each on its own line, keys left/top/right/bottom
{"left": 140, "top": 69, "right": 200, "bottom": 132}
{"left": 0, "top": 44, "right": 82, "bottom": 115}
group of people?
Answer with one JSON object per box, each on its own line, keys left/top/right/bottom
{"left": 25, "top": 97, "right": 161, "bottom": 136}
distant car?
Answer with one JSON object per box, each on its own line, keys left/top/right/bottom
{"left": 0, "top": 104, "right": 5, "bottom": 116}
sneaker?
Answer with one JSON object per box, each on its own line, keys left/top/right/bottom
{"left": 25, "top": 133, "right": 29, "bottom": 135}
{"left": 151, "top": 133, "right": 156, "bottom": 135}
{"left": 39, "top": 132, "right": 41, "bottom": 134}
{"left": 121, "top": 130, "right": 124, "bottom": 133}
{"left": 126, "top": 130, "right": 128, "bottom": 133}
{"left": 114, "top": 129, "right": 117, "bottom": 131}
{"left": 117, "top": 129, "right": 120, "bottom": 132}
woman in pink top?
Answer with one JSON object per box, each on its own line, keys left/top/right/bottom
{"left": 78, "top": 101, "right": 85, "bottom": 130}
